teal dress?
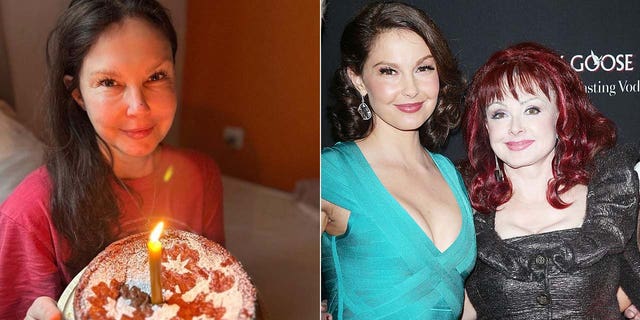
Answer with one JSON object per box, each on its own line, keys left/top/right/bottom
{"left": 321, "top": 142, "right": 476, "bottom": 319}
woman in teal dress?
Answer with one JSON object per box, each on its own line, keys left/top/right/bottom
{"left": 321, "top": 2, "right": 476, "bottom": 319}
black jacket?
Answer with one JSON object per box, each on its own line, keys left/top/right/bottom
{"left": 466, "top": 144, "right": 640, "bottom": 319}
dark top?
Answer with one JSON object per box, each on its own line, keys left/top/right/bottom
{"left": 466, "top": 144, "right": 640, "bottom": 319}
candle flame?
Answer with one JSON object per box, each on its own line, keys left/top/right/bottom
{"left": 163, "top": 165, "right": 174, "bottom": 182}
{"left": 150, "top": 221, "right": 164, "bottom": 242}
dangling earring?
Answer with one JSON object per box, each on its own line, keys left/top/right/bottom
{"left": 494, "top": 154, "right": 504, "bottom": 182}
{"left": 357, "top": 94, "right": 372, "bottom": 120}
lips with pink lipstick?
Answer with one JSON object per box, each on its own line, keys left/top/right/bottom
{"left": 506, "top": 139, "right": 534, "bottom": 151}
{"left": 394, "top": 101, "right": 423, "bottom": 113}
{"left": 122, "top": 126, "right": 154, "bottom": 139}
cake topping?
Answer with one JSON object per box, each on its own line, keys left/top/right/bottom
{"left": 74, "top": 229, "right": 256, "bottom": 319}
{"left": 105, "top": 297, "right": 136, "bottom": 318}
{"left": 119, "top": 284, "right": 150, "bottom": 308}
{"left": 162, "top": 253, "right": 191, "bottom": 275}
{"left": 211, "top": 270, "right": 235, "bottom": 293}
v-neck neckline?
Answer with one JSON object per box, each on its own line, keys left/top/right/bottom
{"left": 347, "top": 141, "right": 468, "bottom": 256}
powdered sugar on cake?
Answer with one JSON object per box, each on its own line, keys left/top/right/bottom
{"left": 150, "top": 304, "right": 180, "bottom": 318}
{"left": 74, "top": 229, "right": 256, "bottom": 319}
{"left": 105, "top": 297, "right": 136, "bottom": 318}
{"left": 162, "top": 253, "right": 191, "bottom": 275}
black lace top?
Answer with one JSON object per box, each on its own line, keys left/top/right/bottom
{"left": 466, "top": 144, "right": 640, "bottom": 319}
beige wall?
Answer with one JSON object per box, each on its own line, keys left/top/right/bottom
{"left": 180, "top": 1, "right": 320, "bottom": 191}
{"left": 0, "top": 0, "right": 65, "bottom": 133}
{"left": 0, "top": 0, "right": 186, "bottom": 145}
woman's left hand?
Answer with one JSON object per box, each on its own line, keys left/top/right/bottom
{"left": 321, "top": 299, "right": 333, "bottom": 320}
{"left": 25, "top": 296, "right": 62, "bottom": 320}
{"left": 619, "top": 287, "right": 640, "bottom": 319}
{"left": 321, "top": 200, "right": 349, "bottom": 236}
{"left": 625, "top": 305, "right": 640, "bottom": 320}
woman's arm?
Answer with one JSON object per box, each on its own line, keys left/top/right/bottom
{"left": 618, "top": 288, "right": 640, "bottom": 320}
{"left": 0, "top": 212, "right": 64, "bottom": 318}
{"left": 546, "top": 144, "right": 639, "bottom": 271}
{"left": 461, "top": 290, "right": 477, "bottom": 320}
{"left": 619, "top": 287, "right": 633, "bottom": 312}
{"left": 620, "top": 206, "right": 640, "bottom": 307}
{"left": 322, "top": 199, "right": 350, "bottom": 236}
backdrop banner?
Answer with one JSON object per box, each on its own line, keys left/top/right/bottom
{"left": 321, "top": 0, "right": 640, "bottom": 161}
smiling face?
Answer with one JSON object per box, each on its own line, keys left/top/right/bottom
{"left": 485, "top": 83, "right": 559, "bottom": 171}
{"left": 348, "top": 28, "right": 440, "bottom": 133}
{"left": 71, "top": 17, "right": 176, "bottom": 162}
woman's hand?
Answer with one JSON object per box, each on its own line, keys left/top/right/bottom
{"left": 25, "top": 296, "right": 61, "bottom": 320}
{"left": 618, "top": 287, "right": 640, "bottom": 319}
{"left": 321, "top": 299, "right": 333, "bottom": 320}
{"left": 625, "top": 305, "right": 640, "bottom": 320}
{"left": 321, "top": 200, "right": 350, "bottom": 236}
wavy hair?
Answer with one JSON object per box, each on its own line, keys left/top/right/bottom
{"left": 44, "top": 0, "right": 177, "bottom": 272}
{"left": 329, "top": 1, "right": 465, "bottom": 150}
{"left": 463, "top": 42, "right": 616, "bottom": 213}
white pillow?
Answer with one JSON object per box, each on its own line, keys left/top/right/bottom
{"left": 0, "top": 100, "right": 44, "bottom": 203}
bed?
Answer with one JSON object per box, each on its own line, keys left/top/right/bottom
{"left": 223, "top": 175, "right": 319, "bottom": 319}
{"left": 0, "top": 100, "right": 44, "bottom": 203}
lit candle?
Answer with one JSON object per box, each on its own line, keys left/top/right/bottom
{"left": 148, "top": 221, "right": 164, "bottom": 304}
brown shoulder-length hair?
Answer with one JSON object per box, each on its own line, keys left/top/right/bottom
{"left": 329, "top": 1, "right": 465, "bottom": 151}
{"left": 44, "top": 0, "right": 177, "bottom": 273}
{"left": 463, "top": 42, "right": 616, "bottom": 214}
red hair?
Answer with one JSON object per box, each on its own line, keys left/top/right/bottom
{"left": 463, "top": 42, "right": 616, "bottom": 214}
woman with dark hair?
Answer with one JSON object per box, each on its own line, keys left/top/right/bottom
{"left": 0, "top": 0, "right": 224, "bottom": 318}
{"left": 321, "top": 2, "right": 474, "bottom": 319}
{"left": 462, "top": 42, "right": 640, "bottom": 319}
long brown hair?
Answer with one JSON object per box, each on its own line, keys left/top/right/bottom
{"left": 44, "top": 0, "right": 177, "bottom": 272}
{"left": 329, "top": 1, "right": 465, "bottom": 150}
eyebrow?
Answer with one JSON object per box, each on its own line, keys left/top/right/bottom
{"left": 371, "top": 55, "right": 434, "bottom": 68}
{"left": 88, "top": 60, "right": 173, "bottom": 78}
{"left": 89, "top": 69, "right": 121, "bottom": 78}
{"left": 149, "top": 59, "right": 173, "bottom": 68}
{"left": 487, "top": 96, "right": 544, "bottom": 108}
{"left": 518, "top": 97, "right": 543, "bottom": 105}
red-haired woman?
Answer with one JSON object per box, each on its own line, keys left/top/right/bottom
{"left": 461, "top": 42, "right": 640, "bottom": 319}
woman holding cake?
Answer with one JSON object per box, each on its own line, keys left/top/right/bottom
{"left": 460, "top": 42, "right": 640, "bottom": 319}
{"left": 321, "top": 2, "right": 474, "bottom": 319}
{"left": 0, "top": 0, "right": 224, "bottom": 318}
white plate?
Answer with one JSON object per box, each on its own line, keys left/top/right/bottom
{"left": 57, "top": 267, "right": 85, "bottom": 320}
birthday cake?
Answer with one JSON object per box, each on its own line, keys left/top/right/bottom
{"left": 73, "top": 229, "right": 256, "bottom": 319}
